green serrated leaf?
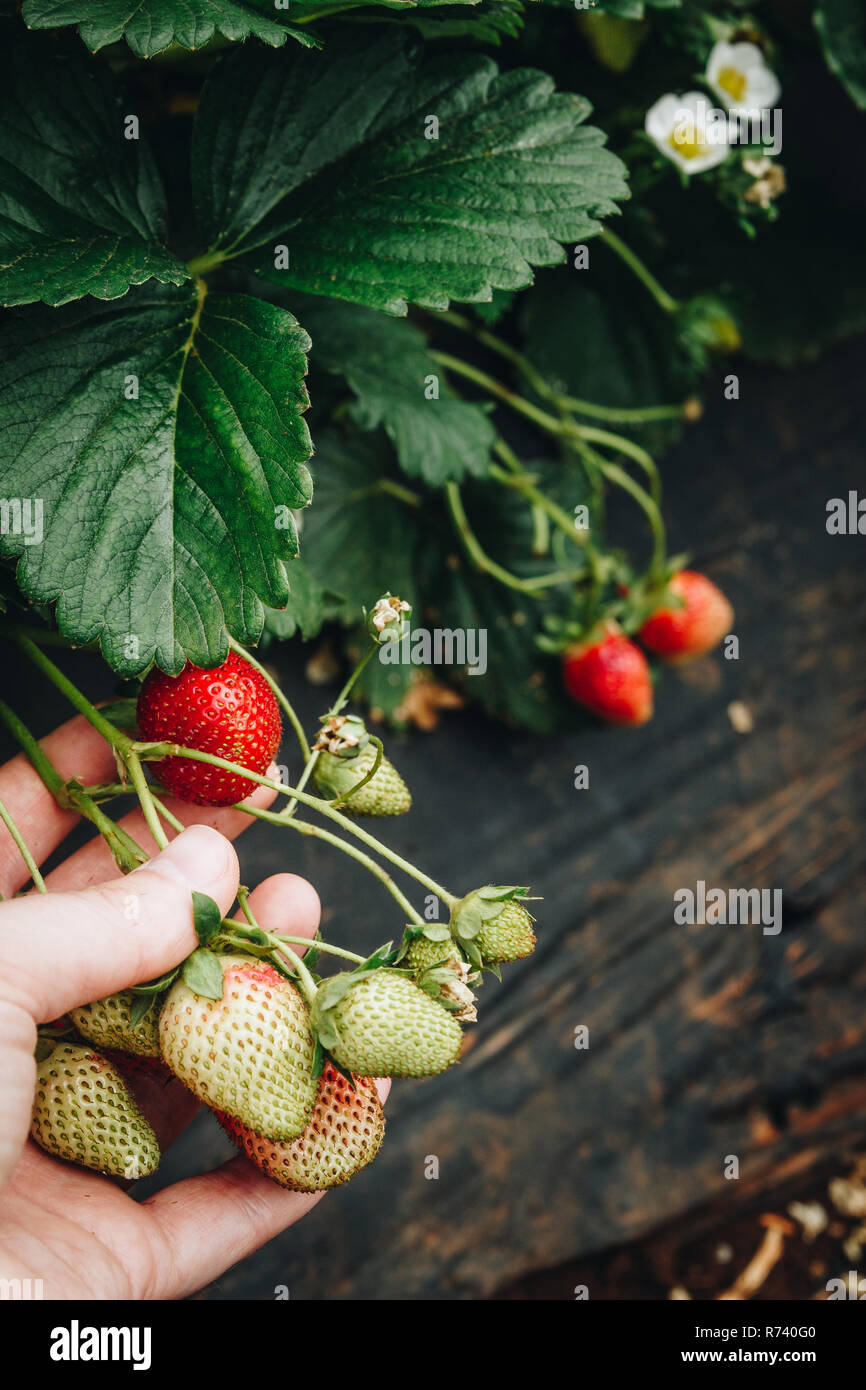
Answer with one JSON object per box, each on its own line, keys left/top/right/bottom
{"left": 192, "top": 891, "right": 223, "bottom": 946}
{"left": 299, "top": 426, "right": 587, "bottom": 730}
{"left": 360, "top": 0, "right": 524, "bottom": 45}
{"left": 302, "top": 431, "right": 419, "bottom": 624}
{"left": 521, "top": 265, "right": 700, "bottom": 454}
{"left": 193, "top": 32, "right": 628, "bottom": 314}
{"left": 21, "top": 0, "right": 318, "bottom": 58}
{"left": 0, "top": 284, "right": 313, "bottom": 674}
{"left": 262, "top": 558, "right": 330, "bottom": 643}
{"left": 182, "top": 947, "right": 225, "bottom": 999}
{"left": 0, "top": 35, "right": 188, "bottom": 308}
{"left": 816, "top": 0, "right": 866, "bottom": 110}
{"left": 293, "top": 295, "right": 496, "bottom": 484}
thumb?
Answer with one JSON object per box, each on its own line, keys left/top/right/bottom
{"left": 0, "top": 825, "right": 239, "bottom": 1024}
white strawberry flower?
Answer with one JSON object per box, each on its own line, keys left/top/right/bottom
{"left": 706, "top": 40, "right": 780, "bottom": 115}
{"left": 645, "top": 92, "right": 731, "bottom": 175}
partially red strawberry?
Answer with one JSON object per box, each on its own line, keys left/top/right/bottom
{"left": 137, "top": 650, "right": 281, "bottom": 806}
{"left": 639, "top": 570, "right": 733, "bottom": 662}
{"left": 562, "top": 621, "right": 653, "bottom": 726}
{"left": 217, "top": 1061, "right": 385, "bottom": 1192}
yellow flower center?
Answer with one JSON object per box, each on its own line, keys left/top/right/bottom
{"left": 717, "top": 66, "right": 747, "bottom": 103}
{"left": 668, "top": 129, "right": 708, "bottom": 161}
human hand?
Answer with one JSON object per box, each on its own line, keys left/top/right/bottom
{"left": 0, "top": 714, "right": 375, "bottom": 1300}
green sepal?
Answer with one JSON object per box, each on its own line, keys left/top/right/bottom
{"left": 420, "top": 923, "right": 452, "bottom": 943}
{"left": 311, "top": 1037, "right": 326, "bottom": 1082}
{"left": 461, "top": 937, "right": 484, "bottom": 971}
{"left": 128, "top": 993, "right": 158, "bottom": 1029}
{"left": 326, "top": 1055, "right": 358, "bottom": 1091}
{"left": 192, "top": 891, "right": 223, "bottom": 946}
{"left": 131, "top": 967, "right": 179, "bottom": 995}
{"left": 181, "top": 947, "right": 224, "bottom": 1000}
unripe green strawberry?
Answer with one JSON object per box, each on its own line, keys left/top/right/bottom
{"left": 319, "top": 970, "right": 463, "bottom": 1078}
{"left": 403, "top": 935, "right": 456, "bottom": 974}
{"left": 477, "top": 901, "right": 536, "bottom": 963}
{"left": 313, "top": 745, "right": 411, "bottom": 817}
{"left": 404, "top": 936, "right": 479, "bottom": 1022}
{"left": 450, "top": 885, "right": 538, "bottom": 965}
{"left": 70, "top": 990, "right": 160, "bottom": 1058}
{"left": 159, "top": 954, "right": 317, "bottom": 1141}
{"left": 31, "top": 1044, "right": 160, "bottom": 1179}
{"left": 217, "top": 1061, "right": 384, "bottom": 1192}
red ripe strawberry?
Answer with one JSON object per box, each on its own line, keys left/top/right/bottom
{"left": 562, "top": 621, "right": 653, "bottom": 726}
{"left": 137, "top": 650, "right": 281, "bottom": 806}
{"left": 639, "top": 570, "right": 733, "bottom": 662}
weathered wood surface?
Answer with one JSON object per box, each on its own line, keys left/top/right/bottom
{"left": 4, "top": 335, "right": 865, "bottom": 1300}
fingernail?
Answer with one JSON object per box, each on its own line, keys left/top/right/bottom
{"left": 142, "top": 825, "right": 235, "bottom": 888}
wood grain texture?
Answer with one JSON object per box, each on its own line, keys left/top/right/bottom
{"left": 2, "top": 336, "right": 864, "bottom": 1301}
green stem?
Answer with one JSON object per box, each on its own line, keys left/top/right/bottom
{"left": 491, "top": 445, "right": 589, "bottom": 545}
{"left": 577, "top": 425, "right": 661, "bottom": 500}
{"left": 432, "top": 350, "right": 565, "bottom": 437}
{"left": 272, "top": 945, "right": 319, "bottom": 1007}
{"left": 186, "top": 250, "right": 226, "bottom": 277}
{"left": 240, "top": 802, "right": 425, "bottom": 927}
{"left": 445, "top": 482, "right": 567, "bottom": 596}
{"left": 13, "top": 635, "right": 132, "bottom": 753}
{"left": 228, "top": 636, "right": 310, "bottom": 762}
{"left": 588, "top": 448, "right": 666, "bottom": 578}
{"left": 133, "top": 740, "right": 455, "bottom": 907}
{"left": 283, "top": 642, "right": 378, "bottom": 817}
{"left": 0, "top": 795, "right": 47, "bottom": 892}
{"left": 149, "top": 791, "right": 186, "bottom": 835}
{"left": 0, "top": 701, "right": 148, "bottom": 873}
{"left": 333, "top": 643, "right": 377, "bottom": 715}
{"left": 279, "top": 936, "right": 366, "bottom": 965}
{"left": 226, "top": 912, "right": 368, "bottom": 966}
{"left": 600, "top": 228, "right": 681, "bottom": 315}
{"left": 563, "top": 397, "right": 691, "bottom": 425}
{"left": 378, "top": 478, "right": 424, "bottom": 508}
{"left": 426, "top": 308, "right": 689, "bottom": 423}
{"left": 126, "top": 751, "right": 170, "bottom": 851}
{"left": 0, "top": 623, "right": 76, "bottom": 648}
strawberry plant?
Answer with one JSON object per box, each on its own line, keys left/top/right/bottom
{"left": 0, "top": 0, "right": 864, "bottom": 1191}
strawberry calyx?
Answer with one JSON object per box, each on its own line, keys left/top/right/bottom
{"left": 448, "top": 885, "right": 536, "bottom": 968}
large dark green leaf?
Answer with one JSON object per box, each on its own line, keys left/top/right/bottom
{"left": 301, "top": 431, "right": 420, "bottom": 618}
{"left": 0, "top": 36, "right": 187, "bottom": 306}
{"left": 21, "top": 0, "right": 317, "bottom": 57}
{"left": 299, "top": 428, "right": 590, "bottom": 729}
{"left": 367, "top": 0, "right": 524, "bottom": 43}
{"left": 192, "top": 32, "right": 628, "bottom": 314}
{"left": 0, "top": 284, "right": 313, "bottom": 673}
{"left": 521, "top": 264, "right": 700, "bottom": 452}
{"left": 815, "top": 0, "right": 866, "bottom": 110}
{"left": 294, "top": 295, "right": 495, "bottom": 484}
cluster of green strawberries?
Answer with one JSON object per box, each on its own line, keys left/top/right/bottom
{"left": 30, "top": 605, "right": 536, "bottom": 1192}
